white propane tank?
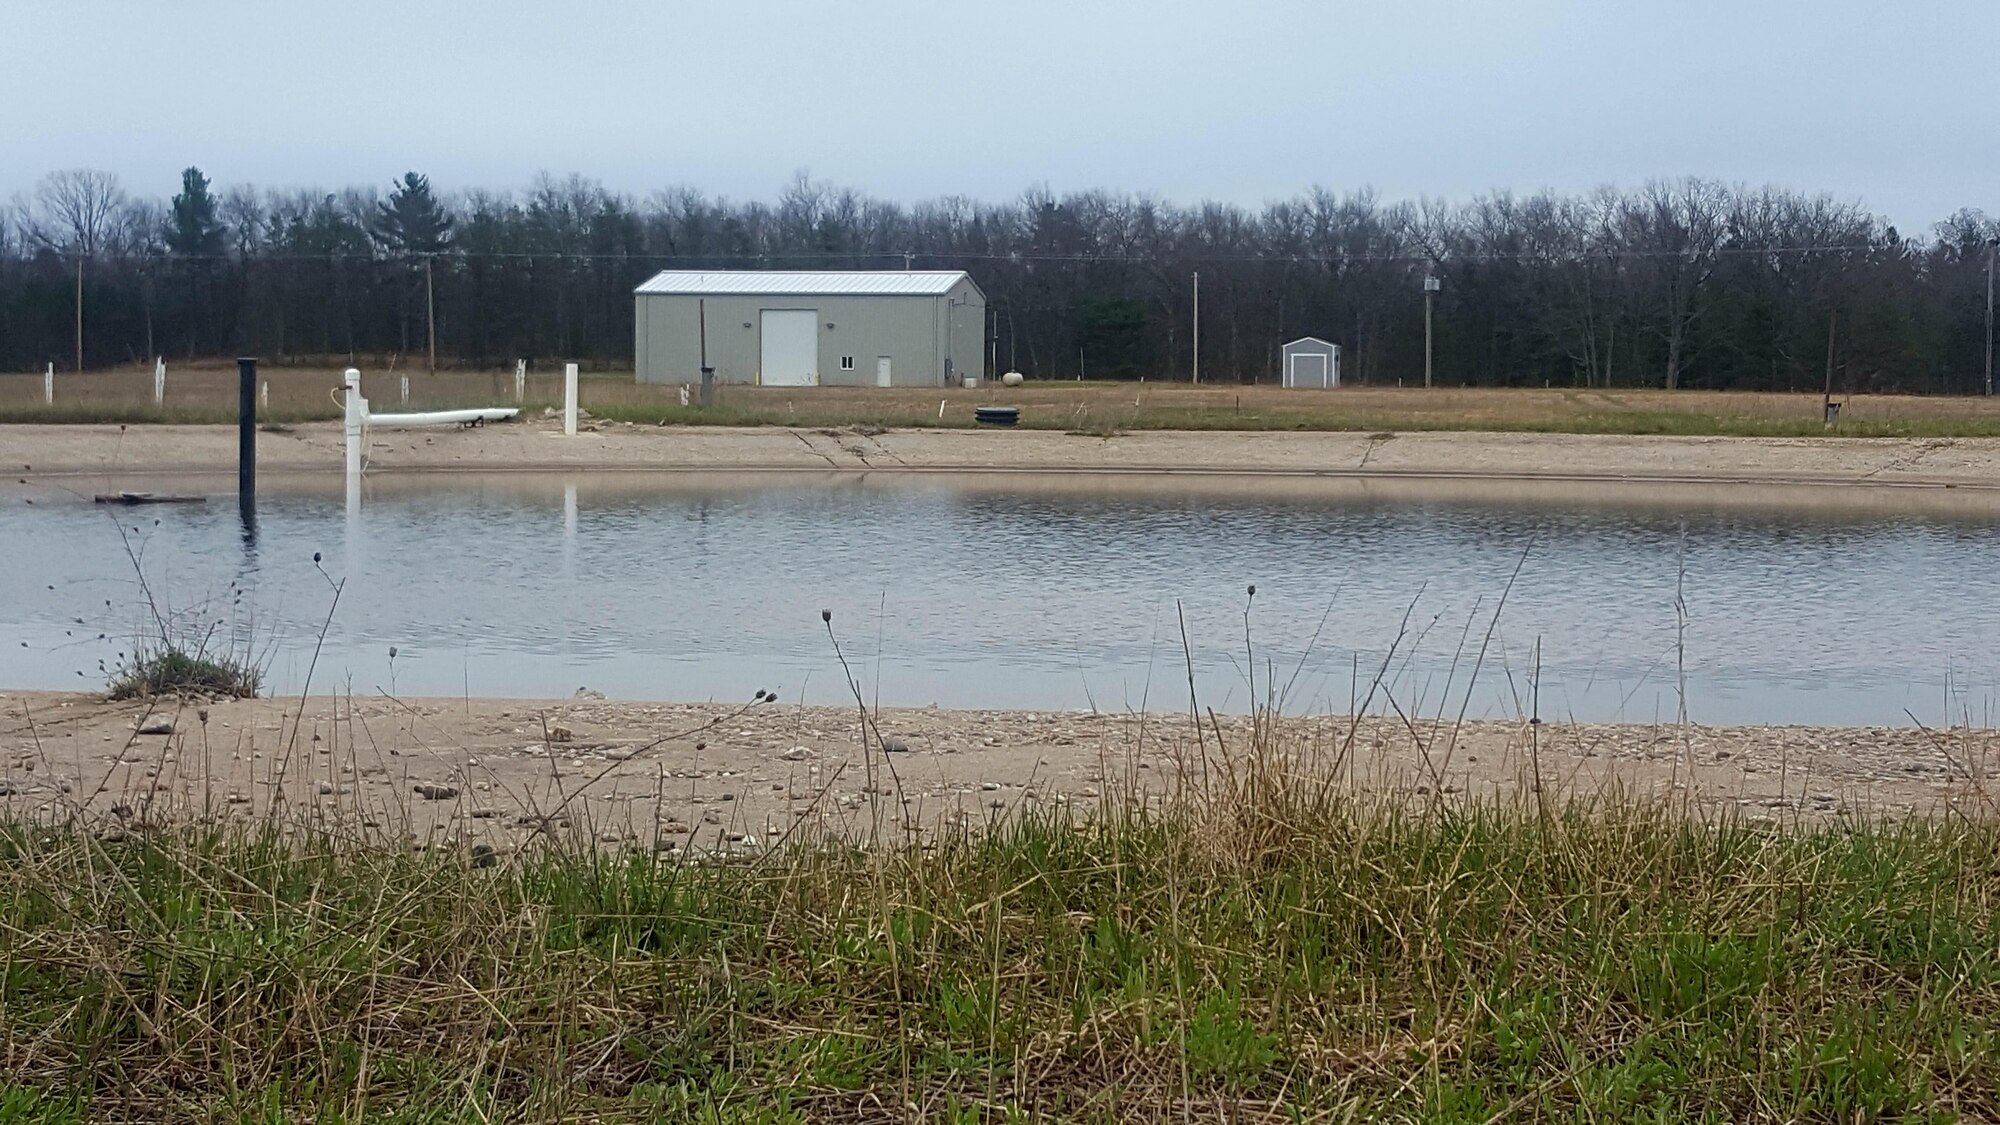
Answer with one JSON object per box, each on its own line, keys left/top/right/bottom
{"left": 1001, "top": 371, "right": 1024, "bottom": 387}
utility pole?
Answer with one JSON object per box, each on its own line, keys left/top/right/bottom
{"left": 1423, "top": 274, "right": 1441, "bottom": 388}
{"left": 425, "top": 254, "right": 438, "bottom": 376}
{"left": 73, "top": 255, "right": 84, "bottom": 372}
{"left": 1192, "top": 271, "right": 1200, "bottom": 384}
{"left": 1985, "top": 237, "right": 1995, "bottom": 397}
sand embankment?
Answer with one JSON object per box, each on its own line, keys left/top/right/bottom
{"left": 6, "top": 420, "right": 2000, "bottom": 490}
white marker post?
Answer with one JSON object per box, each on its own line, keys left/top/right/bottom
{"left": 514, "top": 359, "right": 526, "bottom": 403}
{"left": 563, "top": 362, "right": 579, "bottom": 436}
{"left": 343, "top": 368, "right": 367, "bottom": 479}
{"left": 261, "top": 381, "right": 269, "bottom": 409}
{"left": 400, "top": 373, "right": 410, "bottom": 405}
{"left": 153, "top": 358, "right": 166, "bottom": 405}
{"left": 44, "top": 362, "right": 54, "bottom": 405}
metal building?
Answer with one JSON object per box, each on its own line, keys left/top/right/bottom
{"left": 633, "top": 270, "right": 987, "bottom": 387}
{"left": 1281, "top": 336, "right": 1341, "bottom": 388}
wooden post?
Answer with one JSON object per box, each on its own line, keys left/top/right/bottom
{"left": 73, "top": 255, "right": 84, "bottom": 372}
{"left": 425, "top": 254, "right": 438, "bottom": 376}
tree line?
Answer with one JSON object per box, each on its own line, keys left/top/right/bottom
{"left": 3, "top": 168, "right": 1995, "bottom": 392}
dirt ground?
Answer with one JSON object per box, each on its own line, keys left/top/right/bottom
{"left": 4, "top": 692, "right": 1995, "bottom": 856}
{"left": 8, "top": 417, "right": 2000, "bottom": 492}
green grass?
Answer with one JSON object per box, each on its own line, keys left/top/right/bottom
{"left": 105, "top": 644, "right": 260, "bottom": 700}
{"left": 3, "top": 783, "right": 1997, "bottom": 1122}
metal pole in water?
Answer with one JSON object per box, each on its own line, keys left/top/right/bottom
{"left": 237, "top": 357, "right": 257, "bottom": 513}
{"left": 563, "top": 362, "right": 579, "bottom": 436}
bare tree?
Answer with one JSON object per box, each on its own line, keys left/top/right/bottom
{"left": 25, "top": 170, "right": 128, "bottom": 370}
{"left": 26, "top": 169, "right": 127, "bottom": 257}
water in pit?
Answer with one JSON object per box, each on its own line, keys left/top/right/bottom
{"left": 3, "top": 473, "right": 1995, "bottom": 726}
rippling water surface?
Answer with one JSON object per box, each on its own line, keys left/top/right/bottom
{"left": 3, "top": 474, "right": 1995, "bottom": 725}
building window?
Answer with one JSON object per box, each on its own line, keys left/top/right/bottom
{"left": 839, "top": 356, "right": 855, "bottom": 371}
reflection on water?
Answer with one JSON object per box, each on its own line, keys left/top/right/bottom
{"left": 3, "top": 473, "right": 1996, "bottom": 725}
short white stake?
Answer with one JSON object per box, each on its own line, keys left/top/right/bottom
{"left": 400, "top": 374, "right": 410, "bottom": 405}
{"left": 44, "top": 362, "right": 54, "bottom": 405}
{"left": 261, "top": 380, "right": 269, "bottom": 409}
{"left": 563, "top": 362, "right": 579, "bottom": 436}
{"left": 153, "top": 358, "right": 165, "bottom": 405}
{"left": 514, "top": 358, "right": 526, "bottom": 403}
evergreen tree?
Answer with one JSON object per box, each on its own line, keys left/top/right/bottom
{"left": 374, "top": 172, "right": 454, "bottom": 255}
{"left": 164, "top": 166, "right": 226, "bottom": 258}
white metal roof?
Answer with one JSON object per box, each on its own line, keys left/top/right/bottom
{"left": 634, "top": 270, "right": 970, "bottom": 297}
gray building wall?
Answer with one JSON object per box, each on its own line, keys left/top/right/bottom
{"left": 635, "top": 278, "right": 986, "bottom": 386}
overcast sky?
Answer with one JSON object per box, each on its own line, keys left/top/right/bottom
{"left": 5, "top": 0, "right": 1994, "bottom": 232}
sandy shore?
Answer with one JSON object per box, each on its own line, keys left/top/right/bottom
{"left": 7, "top": 419, "right": 2000, "bottom": 490}
{"left": 5, "top": 692, "right": 1994, "bottom": 854}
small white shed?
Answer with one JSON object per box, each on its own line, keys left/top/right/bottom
{"left": 1282, "top": 337, "right": 1340, "bottom": 388}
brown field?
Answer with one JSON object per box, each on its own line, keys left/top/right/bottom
{"left": 8, "top": 360, "right": 2000, "bottom": 437}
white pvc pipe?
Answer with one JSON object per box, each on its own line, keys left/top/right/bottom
{"left": 563, "top": 362, "right": 578, "bottom": 436}
{"left": 366, "top": 407, "right": 518, "bottom": 429}
{"left": 44, "top": 362, "right": 53, "bottom": 405}
{"left": 514, "top": 359, "right": 526, "bottom": 403}
{"left": 153, "top": 358, "right": 165, "bottom": 405}
{"left": 343, "top": 368, "right": 366, "bottom": 478}
{"left": 400, "top": 374, "right": 409, "bottom": 405}
{"left": 261, "top": 381, "right": 269, "bottom": 409}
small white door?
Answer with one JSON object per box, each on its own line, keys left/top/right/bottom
{"left": 875, "top": 356, "right": 892, "bottom": 388}
{"left": 759, "top": 309, "right": 818, "bottom": 386}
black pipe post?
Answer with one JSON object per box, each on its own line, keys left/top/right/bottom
{"left": 237, "top": 357, "right": 257, "bottom": 512}
{"left": 698, "top": 298, "right": 714, "bottom": 407}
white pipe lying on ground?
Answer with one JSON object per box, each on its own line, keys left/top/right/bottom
{"left": 342, "top": 367, "right": 518, "bottom": 479}
{"left": 366, "top": 407, "right": 520, "bottom": 429}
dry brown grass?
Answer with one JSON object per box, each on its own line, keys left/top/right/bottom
{"left": 7, "top": 361, "right": 2000, "bottom": 436}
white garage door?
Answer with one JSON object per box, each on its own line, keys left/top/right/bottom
{"left": 759, "top": 310, "right": 818, "bottom": 386}
{"left": 1288, "top": 353, "right": 1329, "bottom": 388}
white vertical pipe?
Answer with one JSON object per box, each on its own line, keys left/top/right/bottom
{"left": 44, "top": 362, "right": 53, "bottom": 405}
{"left": 563, "top": 362, "right": 578, "bottom": 436}
{"left": 514, "top": 359, "right": 525, "bottom": 403}
{"left": 260, "top": 380, "right": 269, "bottom": 409}
{"left": 343, "top": 368, "right": 366, "bottom": 478}
{"left": 153, "top": 358, "right": 165, "bottom": 405}
{"left": 400, "top": 373, "right": 409, "bottom": 405}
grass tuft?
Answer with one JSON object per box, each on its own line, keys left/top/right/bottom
{"left": 105, "top": 643, "right": 260, "bottom": 700}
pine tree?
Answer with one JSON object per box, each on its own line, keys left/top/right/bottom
{"left": 165, "top": 167, "right": 225, "bottom": 258}
{"left": 374, "top": 172, "right": 454, "bottom": 255}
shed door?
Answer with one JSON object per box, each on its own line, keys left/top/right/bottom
{"left": 759, "top": 310, "right": 818, "bottom": 386}
{"left": 875, "top": 356, "right": 893, "bottom": 387}
{"left": 1288, "top": 353, "right": 1328, "bottom": 388}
